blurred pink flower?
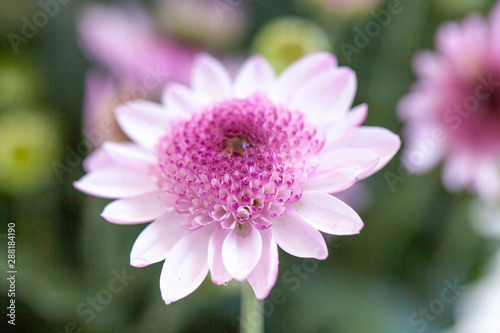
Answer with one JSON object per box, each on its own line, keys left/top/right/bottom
{"left": 78, "top": 3, "right": 195, "bottom": 86}
{"left": 82, "top": 71, "right": 128, "bottom": 146}
{"left": 74, "top": 53, "right": 400, "bottom": 304}
{"left": 398, "top": 3, "right": 500, "bottom": 203}
{"left": 78, "top": 3, "right": 198, "bottom": 147}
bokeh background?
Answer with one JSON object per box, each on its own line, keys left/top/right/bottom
{"left": 1, "top": 0, "right": 499, "bottom": 332}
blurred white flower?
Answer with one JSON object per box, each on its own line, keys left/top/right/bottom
{"left": 451, "top": 251, "right": 500, "bottom": 333}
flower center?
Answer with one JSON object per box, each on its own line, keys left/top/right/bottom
{"left": 440, "top": 73, "right": 500, "bottom": 153}
{"left": 223, "top": 137, "right": 250, "bottom": 155}
{"left": 155, "top": 93, "right": 324, "bottom": 231}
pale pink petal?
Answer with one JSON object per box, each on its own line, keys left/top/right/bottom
{"left": 115, "top": 100, "right": 170, "bottom": 149}
{"left": 442, "top": 153, "right": 473, "bottom": 192}
{"left": 74, "top": 167, "right": 157, "bottom": 198}
{"left": 290, "top": 67, "right": 357, "bottom": 124}
{"left": 160, "top": 227, "right": 211, "bottom": 305}
{"left": 208, "top": 225, "right": 232, "bottom": 285}
{"left": 161, "top": 82, "right": 203, "bottom": 117}
{"left": 269, "top": 52, "right": 337, "bottom": 104}
{"left": 491, "top": 1, "right": 500, "bottom": 58}
{"left": 323, "top": 103, "right": 367, "bottom": 141}
{"left": 83, "top": 148, "right": 115, "bottom": 172}
{"left": 412, "top": 51, "right": 446, "bottom": 80}
{"left": 303, "top": 148, "right": 379, "bottom": 193}
{"left": 222, "top": 223, "right": 262, "bottom": 281}
{"left": 326, "top": 127, "right": 401, "bottom": 177}
{"left": 191, "top": 53, "right": 231, "bottom": 104}
{"left": 293, "top": 191, "right": 364, "bottom": 235}
{"left": 101, "top": 192, "right": 166, "bottom": 224}
{"left": 247, "top": 228, "right": 279, "bottom": 300}
{"left": 233, "top": 55, "right": 276, "bottom": 98}
{"left": 102, "top": 141, "right": 156, "bottom": 171}
{"left": 473, "top": 160, "right": 500, "bottom": 203}
{"left": 272, "top": 209, "right": 328, "bottom": 259}
{"left": 315, "top": 148, "right": 379, "bottom": 177}
{"left": 400, "top": 125, "right": 445, "bottom": 174}
{"left": 130, "top": 212, "right": 189, "bottom": 267}
{"left": 302, "top": 169, "right": 359, "bottom": 193}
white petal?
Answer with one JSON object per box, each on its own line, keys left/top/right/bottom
{"left": 473, "top": 160, "right": 500, "bottom": 203}
{"left": 161, "top": 82, "right": 203, "bottom": 117}
{"left": 324, "top": 103, "right": 367, "bottom": 141}
{"left": 290, "top": 67, "right": 357, "bottom": 124}
{"left": 316, "top": 148, "right": 379, "bottom": 176}
{"left": 101, "top": 192, "right": 165, "bottom": 224}
{"left": 326, "top": 126, "right": 401, "bottom": 177}
{"left": 102, "top": 141, "right": 156, "bottom": 171}
{"left": 222, "top": 223, "right": 262, "bottom": 281}
{"left": 83, "top": 148, "right": 114, "bottom": 172}
{"left": 293, "top": 191, "right": 364, "bottom": 235}
{"left": 233, "top": 55, "right": 275, "bottom": 98}
{"left": 247, "top": 228, "right": 279, "bottom": 300}
{"left": 269, "top": 52, "right": 337, "bottom": 104}
{"left": 74, "top": 167, "right": 157, "bottom": 198}
{"left": 160, "top": 227, "right": 211, "bottom": 305}
{"left": 130, "top": 212, "right": 189, "bottom": 267}
{"left": 302, "top": 169, "right": 359, "bottom": 193}
{"left": 208, "top": 225, "right": 232, "bottom": 285}
{"left": 400, "top": 124, "right": 445, "bottom": 174}
{"left": 115, "top": 100, "right": 170, "bottom": 149}
{"left": 191, "top": 53, "right": 231, "bottom": 104}
{"left": 492, "top": 1, "right": 500, "bottom": 58}
{"left": 442, "top": 154, "right": 472, "bottom": 193}
{"left": 272, "top": 210, "right": 328, "bottom": 259}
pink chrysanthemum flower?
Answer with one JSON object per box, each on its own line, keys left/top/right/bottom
{"left": 78, "top": 3, "right": 194, "bottom": 85}
{"left": 75, "top": 53, "right": 400, "bottom": 304}
{"left": 398, "top": 3, "right": 500, "bottom": 202}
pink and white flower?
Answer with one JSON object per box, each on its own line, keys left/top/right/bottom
{"left": 74, "top": 53, "right": 400, "bottom": 304}
{"left": 398, "top": 3, "right": 500, "bottom": 203}
{"left": 78, "top": 3, "right": 194, "bottom": 85}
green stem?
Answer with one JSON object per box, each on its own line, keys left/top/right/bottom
{"left": 240, "top": 281, "right": 264, "bottom": 333}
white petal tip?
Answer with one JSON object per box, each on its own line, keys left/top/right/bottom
{"left": 130, "top": 258, "right": 151, "bottom": 268}
{"left": 73, "top": 181, "right": 82, "bottom": 190}
{"left": 315, "top": 250, "right": 329, "bottom": 260}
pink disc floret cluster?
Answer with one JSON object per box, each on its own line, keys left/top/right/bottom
{"left": 75, "top": 52, "right": 400, "bottom": 304}
{"left": 156, "top": 94, "right": 323, "bottom": 231}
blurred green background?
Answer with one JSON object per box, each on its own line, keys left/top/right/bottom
{"left": 0, "top": 0, "right": 498, "bottom": 332}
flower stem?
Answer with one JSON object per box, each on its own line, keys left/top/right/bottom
{"left": 240, "top": 281, "right": 264, "bottom": 333}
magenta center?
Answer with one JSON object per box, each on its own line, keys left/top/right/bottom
{"left": 438, "top": 72, "right": 500, "bottom": 154}
{"left": 155, "top": 93, "right": 324, "bottom": 231}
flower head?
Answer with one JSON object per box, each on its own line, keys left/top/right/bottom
{"left": 75, "top": 53, "right": 400, "bottom": 304}
{"left": 78, "top": 3, "right": 194, "bottom": 85}
{"left": 252, "top": 17, "right": 331, "bottom": 74}
{"left": 398, "top": 3, "right": 500, "bottom": 203}
{"left": 0, "top": 110, "right": 60, "bottom": 195}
